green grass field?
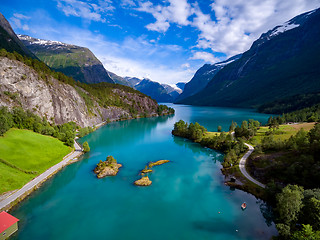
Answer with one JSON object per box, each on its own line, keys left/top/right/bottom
{"left": 0, "top": 129, "right": 71, "bottom": 194}
{"left": 249, "top": 122, "right": 315, "bottom": 146}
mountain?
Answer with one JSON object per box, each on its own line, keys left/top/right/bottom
{"left": 124, "top": 77, "right": 142, "bottom": 86}
{"left": 176, "top": 82, "right": 186, "bottom": 91}
{"left": 0, "top": 52, "right": 162, "bottom": 127}
{"left": 0, "top": 13, "right": 170, "bottom": 128}
{"left": 110, "top": 76, "right": 184, "bottom": 103}
{"left": 135, "top": 78, "right": 175, "bottom": 102}
{"left": 175, "top": 54, "right": 241, "bottom": 103}
{"left": 0, "top": 12, "right": 36, "bottom": 58}
{"left": 162, "top": 84, "right": 183, "bottom": 100}
{"left": 179, "top": 8, "right": 320, "bottom": 109}
{"left": 18, "top": 34, "right": 114, "bottom": 84}
{"left": 107, "top": 71, "right": 135, "bottom": 88}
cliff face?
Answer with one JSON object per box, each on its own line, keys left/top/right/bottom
{"left": 0, "top": 57, "right": 159, "bottom": 127}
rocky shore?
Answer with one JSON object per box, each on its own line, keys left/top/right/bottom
{"left": 134, "top": 176, "right": 152, "bottom": 186}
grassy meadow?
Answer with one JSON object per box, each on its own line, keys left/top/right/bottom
{"left": 249, "top": 122, "right": 315, "bottom": 146}
{"left": 0, "top": 129, "right": 71, "bottom": 194}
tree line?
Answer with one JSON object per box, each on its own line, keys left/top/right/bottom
{"left": 0, "top": 106, "right": 85, "bottom": 147}
{"left": 172, "top": 120, "right": 248, "bottom": 167}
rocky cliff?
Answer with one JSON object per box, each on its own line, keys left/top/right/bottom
{"left": 0, "top": 57, "right": 159, "bottom": 127}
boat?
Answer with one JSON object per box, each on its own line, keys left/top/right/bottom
{"left": 241, "top": 202, "right": 247, "bottom": 210}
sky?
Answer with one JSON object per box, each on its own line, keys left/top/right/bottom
{"left": 0, "top": 0, "right": 319, "bottom": 84}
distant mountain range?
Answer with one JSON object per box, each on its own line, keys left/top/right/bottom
{"left": 18, "top": 34, "right": 114, "bottom": 84}
{"left": 177, "top": 8, "right": 320, "bottom": 109}
{"left": 132, "top": 78, "right": 185, "bottom": 103}
{"left": 17, "top": 34, "right": 184, "bottom": 103}
{"left": 175, "top": 54, "right": 242, "bottom": 102}
{"left": 0, "top": 12, "right": 170, "bottom": 127}
{"left": 108, "top": 75, "right": 185, "bottom": 103}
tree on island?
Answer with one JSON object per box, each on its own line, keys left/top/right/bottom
{"left": 83, "top": 141, "right": 90, "bottom": 152}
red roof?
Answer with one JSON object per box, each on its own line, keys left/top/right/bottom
{"left": 0, "top": 211, "right": 19, "bottom": 233}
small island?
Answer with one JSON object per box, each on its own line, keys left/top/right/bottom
{"left": 134, "top": 176, "right": 152, "bottom": 186}
{"left": 148, "top": 160, "right": 170, "bottom": 168}
{"left": 94, "top": 155, "right": 122, "bottom": 178}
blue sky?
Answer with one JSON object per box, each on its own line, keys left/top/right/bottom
{"left": 0, "top": 0, "right": 319, "bottom": 84}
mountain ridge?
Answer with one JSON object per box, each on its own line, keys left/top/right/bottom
{"left": 0, "top": 13, "right": 36, "bottom": 59}
{"left": 179, "top": 8, "right": 320, "bottom": 109}
{"left": 18, "top": 34, "right": 114, "bottom": 84}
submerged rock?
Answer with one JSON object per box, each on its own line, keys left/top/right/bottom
{"left": 134, "top": 176, "right": 152, "bottom": 186}
{"left": 148, "top": 160, "right": 170, "bottom": 168}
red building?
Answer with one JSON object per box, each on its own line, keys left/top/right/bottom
{"left": 0, "top": 212, "right": 19, "bottom": 240}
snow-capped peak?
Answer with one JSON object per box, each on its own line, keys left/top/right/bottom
{"left": 17, "top": 34, "right": 70, "bottom": 47}
{"left": 269, "top": 21, "right": 300, "bottom": 37}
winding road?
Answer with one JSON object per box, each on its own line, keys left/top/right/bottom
{"left": 239, "top": 143, "right": 266, "bottom": 188}
{"left": 0, "top": 140, "right": 83, "bottom": 211}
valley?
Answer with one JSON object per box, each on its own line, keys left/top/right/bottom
{"left": 0, "top": 3, "right": 320, "bottom": 240}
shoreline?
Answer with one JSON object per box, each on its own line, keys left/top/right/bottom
{"left": 0, "top": 112, "right": 174, "bottom": 212}
{"left": 0, "top": 140, "right": 84, "bottom": 212}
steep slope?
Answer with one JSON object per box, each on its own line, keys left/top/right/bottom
{"left": 124, "top": 77, "right": 142, "bottom": 86}
{"left": 111, "top": 75, "right": 183, "bottom": 102}
{"left": 0, "top": 12, "right": 36, "bottom": 58}
{"left": 18, "top": 35, "right": 114, "bottom": 84}
{"left": 176, "top": 82, "right": 186, "bottom": 91}
{"left": 135, "top": 79, "right": 174, "bottom": 102}
{"left": 181, "top": 8, "right": 320, "bottom": 108}
{"left": 108, "top": 71, "right": 135, "bottom": 88}
{"left": 0, "top": 54, "right": 162, "bottom": 127}
{"left": 162, "top": 84, "right": 183, "bottom": 100}
{"left": 176, "top": 54, "right": 241, "bottom": 102}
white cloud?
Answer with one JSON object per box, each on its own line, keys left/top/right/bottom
{"left": 136, "top": 0, "right": 192, "bottom": 32}
{"left": 13, "top": 13, "right": 30, "bottom": 20}
{"left": 193, "top": 0, "right": 320, "bottom": 56}
{"left": 56, "top": 0, "right": 114, "bottom": 23}
{"left": 189, "top": 51, "right": 221, "bottom": 63}
{"left": 136, "top": 0, "right": 320, "bottom": 57}
{"left": 181, "top": 63, "right": 190, "bottom": 68}
{"left": 10, "top": 13, "right": 30, "bottom": 31}
{"left": 25, "top": 20, "right": 195, "bottom": 84}
{"left": 99, "top": 55, "right": 193, "bottom": 85}
{"left": 121, "top": 0, "right": 136, "bottom": 7}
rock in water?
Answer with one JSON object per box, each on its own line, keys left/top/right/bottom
{"left": 134, "top": 176, "right": 152, "bottom": 186}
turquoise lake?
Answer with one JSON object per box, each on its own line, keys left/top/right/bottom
{"left": 11, "top": 104, "right": 278, "bottom": 239}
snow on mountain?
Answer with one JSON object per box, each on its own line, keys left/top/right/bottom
{"left": 269, "top": 22, "right": 300, "bottom": 37}
{"left": 18, "top": 34, "right": 70, "bottom": 47}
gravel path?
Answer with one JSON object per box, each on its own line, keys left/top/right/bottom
{"left": 239, "top": 143, "right": 266, "bottom": 188}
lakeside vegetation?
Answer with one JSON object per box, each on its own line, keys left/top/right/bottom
{"left": 0, "top": 106, "right": 77, "bottom": 147}
{"left": 172, "top": 119, "right": 320, "bottom": 239}
{"left": 0, "top": 129, "right": 71, "bottom": 194}
{"left": 172, "top": 120, "right": 248, "bottom": 167}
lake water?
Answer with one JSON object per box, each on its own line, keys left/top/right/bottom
{"left": 11, "top": 104, "right": 277, "bottom": 239}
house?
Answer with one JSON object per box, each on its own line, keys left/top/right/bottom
{"left": 0, "top": 212, "right": 19, "bottom": 240}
